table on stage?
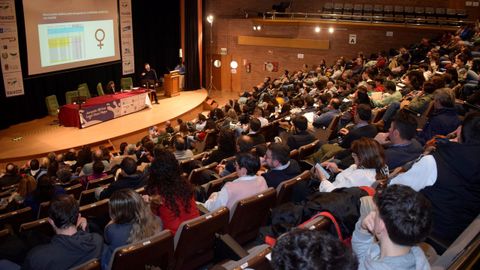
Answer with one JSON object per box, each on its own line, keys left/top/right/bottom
{"left": 58, "top": 89, "right": 151, "bottom": 128}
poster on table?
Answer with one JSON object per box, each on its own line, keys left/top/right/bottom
{"left": 0, "top": 0, "right": 24, "bottom": 97}
{"left": 79, "top": 92, "right": 147, "bottom": 128}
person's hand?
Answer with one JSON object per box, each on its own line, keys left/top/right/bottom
{"left": 338, "top": 128, "right": 349, "bottom": 136}
{"left": 77, "top": 216, "right": 88, "bottom": 231}
{"left": 374, "top": 132, "right": 390, "bottom": 145}
{"left": 361, "top": 211, "right": 376, "bottom": 234}
{"left": 142, "top": 195, "right": 150, "bottom": 203}
{"left": 321, "top": 161, "right": 339, "bottom": 173}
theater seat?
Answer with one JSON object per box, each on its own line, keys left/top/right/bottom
{"left": 96, "top": 82, "right": 104, "bottom": 96}
{"left": 120, "top": 77, "right": 133, "bottom": 90}
{"left": 276, "top": 170, "right": 311, "bottom": 205}
{"left": 37, "top": 201, "right": 50, "bottom": 219}
{"left": 0, "top": 207, "right": 33, "bottom": 233}
{"left": 65, "top": 90, "right": 79, "bottom": 104}
{"left": 78, "top": 83, "right": 91, "bottom": 98}
{"left": 45, "top": 95, "right": 60, "bottom": 116}
{"left": 431, "top": 214, "right": 480, "bottom": 269}
{"left": 298, "top": 140, "right": 319, "bottom": 160}
{"left": 228, "top": 188, "right": 276, "bottom": 245}
{"left": 65, "top": 183, "right": 84, "bottom": 200}
{"left": 71, "top": 259, "right": 101, "bottom": 270}
{"left": 314, "top": 114, "right": 340, "bottom": 143}
{"left": 174, "top": 207, "right": 229, "bottom": 270}
{"left": 215, "top": 244, "right": 273, "bottom": 270}
{"left": 188, "top": 162, "right": 218, "bottom": 185}
{"left": 86, "top": 175, "right": 114, "bottom": 189}
{"left": 108, "top": 230, "right": 174, "bottom": 270}
{"left": 79, "top": 199, "right": 109, "bottom": 220}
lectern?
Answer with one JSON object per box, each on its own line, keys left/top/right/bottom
{"left": 164, "top": 71, "right": 180, "bottom": 97}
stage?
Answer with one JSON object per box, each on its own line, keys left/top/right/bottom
{"left": 0, "top": 89, "right": 209, "bottom": 166}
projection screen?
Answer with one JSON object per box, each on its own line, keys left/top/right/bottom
{"left": 23, "top": 0, "right": 121, "bottom": 75}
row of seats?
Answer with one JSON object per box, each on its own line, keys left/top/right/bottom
{"left": 321, "top": 3, "right": 467, "bottom": 20}
{"left": 45, "top": 77, "right": 134, "bottom": 116}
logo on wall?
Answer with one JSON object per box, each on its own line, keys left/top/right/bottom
{"left": 264, "top": 62, "right": 278, "bottom": 72}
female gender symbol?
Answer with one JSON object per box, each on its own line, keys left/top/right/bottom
{"left": 95, "top": 29, "right": 105, "bottom": 49}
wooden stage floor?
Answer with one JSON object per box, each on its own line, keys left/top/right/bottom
{"left": 0, "top": 89, "right": 209, "bottom": 165}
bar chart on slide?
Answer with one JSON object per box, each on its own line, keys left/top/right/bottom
{"left": 38, "top": 20, "right": 115, "bottom": 67}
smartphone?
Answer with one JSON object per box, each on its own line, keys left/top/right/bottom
{"left": 315, "top": 163, "right": 331, "bottom": 180}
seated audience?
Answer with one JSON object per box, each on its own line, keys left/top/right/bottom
{"left": 79, "top": 149, "right": 109, "bottom": 177}
{"left": 145, "top": 149, "right": 199, "bottom": 234}
{"left": 316, "top": 138, "right": 388, "bottom": 192}
{"left": 0, "top": 163, "right": 21, "bottom": 188}
{"left": 98, "top": 157, "right": 145, "bottom": 200}
{"left": 202, "top": 128, "right": 236, "bottom": 166}
{"left": 416, "top": 88, "right": 461, "bottom": 144}
{"left": 172, "top": 136, "right": 194, "bottom": 161}
{"left": 352, "top": 185, "right": 431, "bottom": 270}
{"left": 286, "top": 115, "right": 316, "bottom": 150}
{"left": 204, "top": 152, "right": 268, "bottom": 211}
{"left": 101, "top": 189, "right": 162, "bottom": 269}
{"left": 22, "top": 195, "right": 103, "bottom": 270}
{"left": 262, "top": 143, "right": 301, "bottom": 189}
{"left": 272, "top": 230, "right": 358, "bottom": 270}
{"left": 24, "top": 175, "right": 65, "bottom": 216}
{"left": 390, "top": 112, "right": 480, "bottom": 246}
{"left": 313, "top": 98, "right": 341, "bottom": 128}
{"left": 374, "top": 110, "right": 423, "bottom": 169}
{"left": 247, "top": 118, "right": 266, "bottom": 146}
{"left": 312, "top": 104, "right": 377, "bottom": 162}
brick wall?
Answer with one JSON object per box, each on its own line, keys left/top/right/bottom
{"left": 209, "top": 18, "right": 451, "bottom": 91}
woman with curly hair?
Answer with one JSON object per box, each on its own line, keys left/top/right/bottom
{"left": 145, "top": 149, "right": 199, "bottom": 234}
{"left": 102, "top": 189, "right": 162, "bottom": 268}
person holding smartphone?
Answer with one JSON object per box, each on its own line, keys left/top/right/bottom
{"left": 315, "top": 138, "right": 388, "bottom": 192}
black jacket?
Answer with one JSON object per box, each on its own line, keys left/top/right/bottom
{"left": 22, "top": 231, "right": 103, "bottom": 270}
{"left": 262, "top": 160, "right": 302, "bottom": 189}
{"left": 99, "top": 172, "right": 146, "bottom": 199}
{"left": 421, "top": 142, "right": 480, "bottom": 245}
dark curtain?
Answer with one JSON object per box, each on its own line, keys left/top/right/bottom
{"left": 0, "top": 0, "right": 180, "bottom": 130}
{"left": 184, "top": 0, "right": 201, "bottom": 90}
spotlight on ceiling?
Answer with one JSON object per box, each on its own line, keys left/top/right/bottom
{"left": 314, "top": 26, "right": 321, "bottom": 33}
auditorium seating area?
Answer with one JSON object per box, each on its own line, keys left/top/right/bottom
{"left": 263, "top": 2, "right": 471, "bottom": 26}
{"left": 0, "top": 22, "right": 479, "bottom": 269}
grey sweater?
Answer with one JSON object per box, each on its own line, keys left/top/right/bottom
{"left": 352, "top": 220, "right": 430, "bottom": 270}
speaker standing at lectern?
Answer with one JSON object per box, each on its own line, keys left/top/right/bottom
{"left": 140, "top": 63, "right": 159, "bottom": 104}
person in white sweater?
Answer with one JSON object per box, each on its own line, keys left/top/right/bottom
{"left": 316, "top": 137, "right": 388, "bottom": 192}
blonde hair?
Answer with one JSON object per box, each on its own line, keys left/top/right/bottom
{"left": 109, "top": 189, "right": 161, "bottom": 243}
{"left": 17, "top": 175, "right": 37, "bottom": 198}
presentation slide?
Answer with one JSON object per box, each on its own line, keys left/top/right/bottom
{"left": 23, "top": 0, "right": 120, "bottom": 75}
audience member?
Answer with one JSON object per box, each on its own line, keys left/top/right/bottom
{"left": 374, "top": 111, "right": 423, "bottom": 169}
{"left": 0, "top": 163, "right": 21, "bottom": 188}
{"left": 101, "top": 189, "right": 161, "bottom": 269}
{"left": 262, "top": 143, "right": 301, "bottom": 189}
{"left": 98, "top": 157, "right": 145, "bottom": 200}
{"left": 22, "top": 195, "right": 103, "bottom": 270}
{"left": 145, "top": 149, "right": 199, "bottom": 234}
{"left": 272, "top": 230, "right": 358, "bottom": 270}
{"left": 286, "top": 115, "right": 316, "bottom": 150}
{"left": 390, "top": 112, "right": 480, "bottom": 246}
{"left": 247, "top": 118, "right": 266, "bottom": 146}
{"left": 352, "top": 185, "right": 431, "bottom": 270}
{"left": 316, "top": 138, "right": 388, "bottom": 192}
{"left": 204, "top": 153, "right": 268, "bottom": 211}
{"left": 172, "top": 136, "right": 194, "bottom": 161}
